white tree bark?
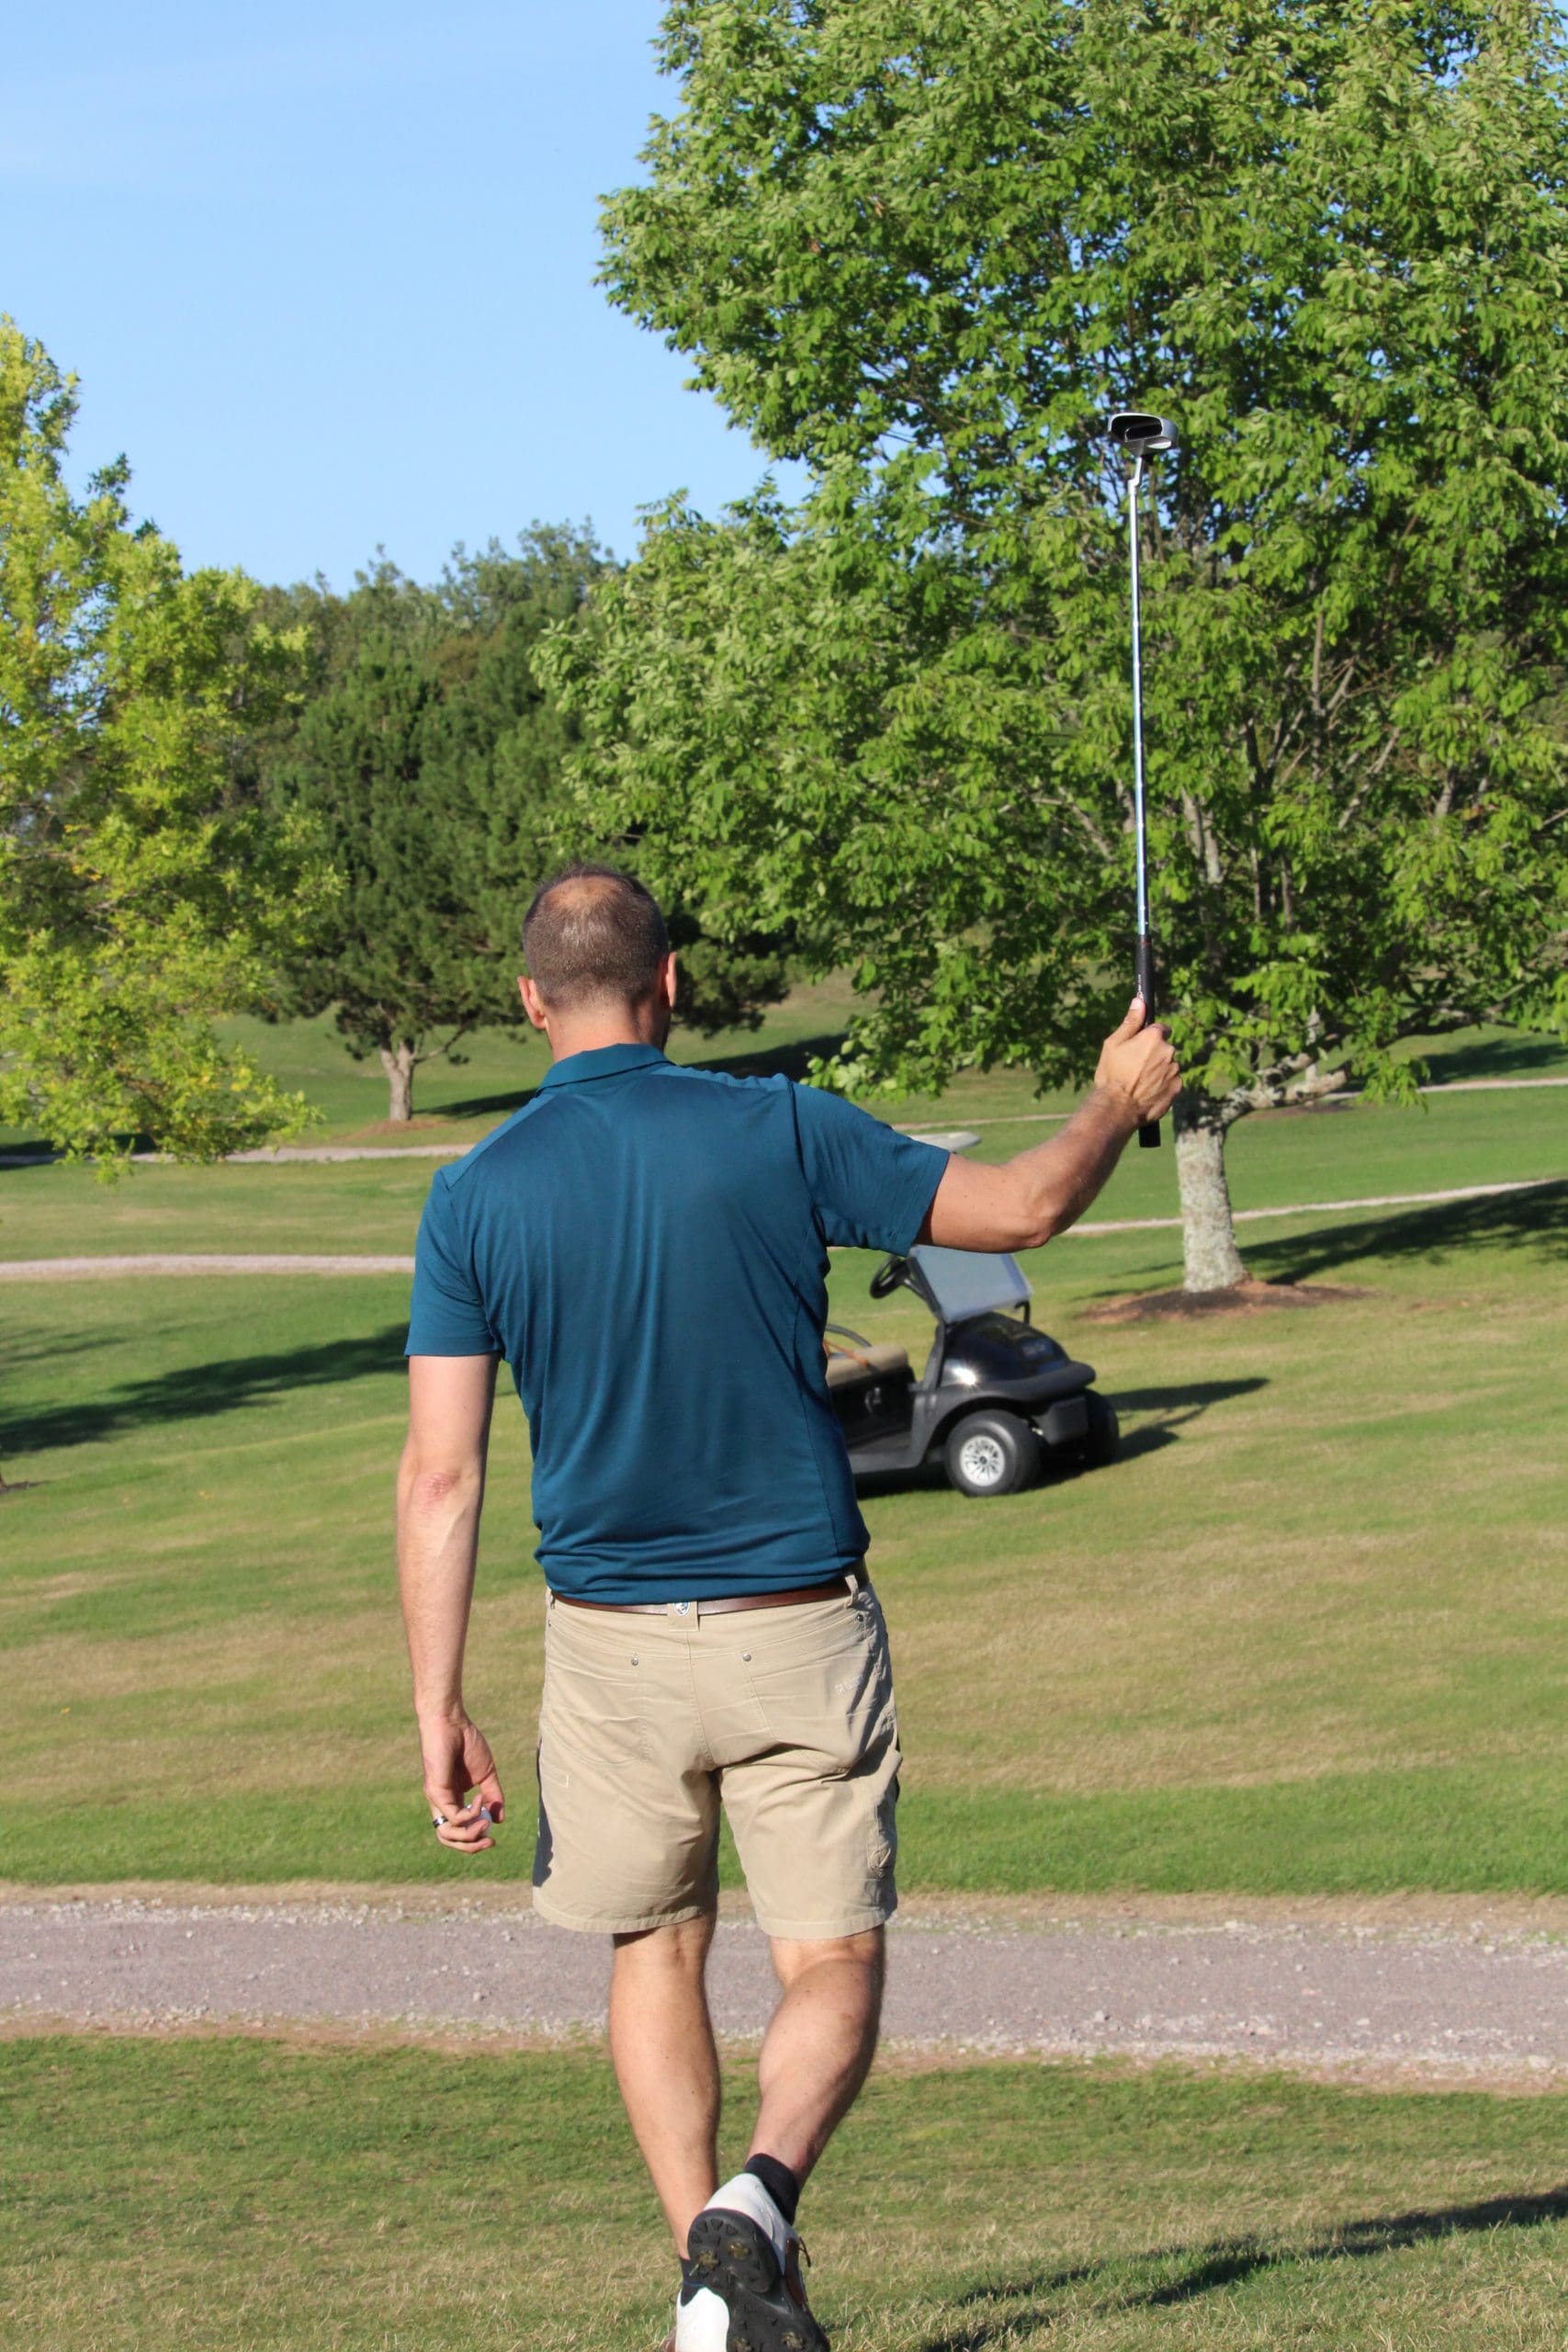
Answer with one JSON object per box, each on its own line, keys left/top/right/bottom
{"left": 378, "top": 1041, "right": 417, "bottom": 1123}
{"left": 1173, "top": 1091, "right": 1247, "bottom": 1292}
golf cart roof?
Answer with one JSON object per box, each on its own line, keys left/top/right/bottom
{"left": 910, "top": 1245, "right": 1032, "bottom": 1322}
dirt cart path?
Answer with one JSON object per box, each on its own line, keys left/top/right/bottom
{"left": 5, "top": 1896, "right": 1566, "bottom": 2083}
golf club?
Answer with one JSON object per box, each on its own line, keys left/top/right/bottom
{"left": 1109, "top": 408, "right": 1178, "bottom": 1148}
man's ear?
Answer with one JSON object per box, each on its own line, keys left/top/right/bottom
{"left": 660, "top": 952, "right": 678, "bottom": 1011}
{"left": 519, "top": 975, "right": 549, "bottom": 1032}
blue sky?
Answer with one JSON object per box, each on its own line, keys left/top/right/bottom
{"left": 3, "top": 3, "right": 795, "bottom": 586}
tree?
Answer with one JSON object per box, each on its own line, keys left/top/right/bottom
{"left": 258, "top": 536, "right": 597, "bottom": 1120}
{"left": 546, "top": 0, "right": 1568, "bottom": 1288}
{"left": 0, "top": 320, "right": 321, "bottom": 1164}
{"left": 262, "top": 532, "right": 792, "bottom": 1121}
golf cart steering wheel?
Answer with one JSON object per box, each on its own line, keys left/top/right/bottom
{"left": 869, "top": 1255, "right": 908, "bottom": 1300}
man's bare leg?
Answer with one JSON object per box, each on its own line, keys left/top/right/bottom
{"left": 610, "top": 1914, "right": 721, "bottom": 2251}
{"left": 611, "top": 1918, "right": 883, "bottom": 2257}
{"left": 749, "top": 1928, "right": 885, "bottom": 2181}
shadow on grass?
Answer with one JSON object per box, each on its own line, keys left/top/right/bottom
{"left": 0, "top": 1126, "right": 164, "bottom": 1168}
{"left": 1421, "top": 1030, "right": 1568, "bottom": 1083}
{"left": 3, "top": 1330, "right": 104, "bottom": 1374}
{"left": 856, "top": 1377, "right": 1265, "bottom": 1498}
{"left": 1109, "top": 1376, "right": 1268, "bottom": 1464}
{"left": 692, "top": 1030, "right": 850, "bottom": 1083}
{"left": 6, "top": 1325, "right": 409, "bottom": 1460}
{"left": 918, "top": 2185, "right": 1568, "bottom": 2348}
{"left": 433, "top": 1031, "right": 852, "bottom": 1124}
{"left": 417, "top": 1083, "right": 541, "bottom": 1124}
{"left": 1250, "top": 1178, "right": 1568, "bottom": 1284}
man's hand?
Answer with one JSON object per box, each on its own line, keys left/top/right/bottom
{"left": 1092, "top": 996, "right": 1181, "bottom": 1132}
{"left": 399, "top": 1353, "right": 502, "bottom": 1856}
{"left": 922, "top": 999, "right": 1182, "bottom": 1251}
{"left": 422, "top": 1713, "right": 505, "bottom": 1852}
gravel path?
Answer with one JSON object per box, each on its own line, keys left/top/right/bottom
{"left": 0, "top": 1252, "right": 417, "bottom": 1280}
{"left": 5, "top": 1897, "right": 1566, "bottom": 2082}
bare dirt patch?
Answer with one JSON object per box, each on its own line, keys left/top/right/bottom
{"left": 1082, "top": 1277, "right": 1371, "bottom": 1324}
{"left": 10, "top": 1883, "right": 1568, "bottom": 1939}
{"left": 336, "top": 1117, "right": 473, "bottom": 1142}
{"left": 893, "top": 1888, "right": 1568, "bottom": 1939}
{"left": 4, "top": 2012, "right": 1561, "bottom": 2096}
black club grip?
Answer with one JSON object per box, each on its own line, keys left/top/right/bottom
{"left": 1134, "top": 934, "right": 1160, "bottom": 1149}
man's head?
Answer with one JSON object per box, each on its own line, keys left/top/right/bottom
{"left": 520, "top": 864, "right": 676, "bottom": 1053}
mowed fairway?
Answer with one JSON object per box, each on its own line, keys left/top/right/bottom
{"left": 2, "top": 1003, "right": 1564, "bottom": 1894}
{"left": 4, "top": 1008, "right": 1567, "bottom": 2352}
{"left": 4, "top": 2038, "right": 1568, "bottom": 2351}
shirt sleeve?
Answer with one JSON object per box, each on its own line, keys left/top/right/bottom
{"left": 405, "top": 1171, "right": 501, "bottom": 1356}
{"left": 791, "top": 1084, "right": 950, "bottom": 1253}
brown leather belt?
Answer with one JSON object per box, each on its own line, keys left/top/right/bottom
{"left": 552, "top": 1575, "right": 856, "bottom": 1620}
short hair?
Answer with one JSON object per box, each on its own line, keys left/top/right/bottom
{"left": 523, "top": 864, "right": 670, "bottom": 1008}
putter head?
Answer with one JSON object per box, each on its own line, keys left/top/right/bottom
{"left": 1110, "top": 410, "right": 1178, "bottom": 456}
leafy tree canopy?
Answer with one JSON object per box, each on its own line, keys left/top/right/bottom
{"left": 262, "top": 530, "right": 791, "bottom": 1121}
{"left": 0, "top": 320, "right": 321, "bottom": 1164}
{"left": 547, "top": 0, "right": 1568, "bottom": 1286}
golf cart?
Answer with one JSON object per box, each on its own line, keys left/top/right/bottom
{"left": 826, "top": 1245, "right": 1118, "bottom": 1498}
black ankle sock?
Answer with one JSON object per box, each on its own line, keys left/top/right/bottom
{"left": 744, "top": 2153, "right": 801, "bottom": 2226}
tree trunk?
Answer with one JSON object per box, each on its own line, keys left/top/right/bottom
{"left": 1172, "top": 1091, "right": 1248, "bottom": 1293}
{"left": 379, "top": 1041, "right": 417, "bottom": 1123}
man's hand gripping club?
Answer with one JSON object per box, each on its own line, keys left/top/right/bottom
{"left": 1092, "top": 994, "right": 1183, "bottom": 1135}
{"left": 921, "top": 999, "right": 1179, "bottom": 1252}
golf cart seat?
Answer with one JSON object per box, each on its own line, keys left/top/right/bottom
{"left": 823, "top": 1341, "right": 912, "bottom": 1390}
{"left": 823, "top": 1335, "right": 916, "bottom": 1446}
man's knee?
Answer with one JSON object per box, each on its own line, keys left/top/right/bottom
{"left": 769, "top": 1926, "right": 885, "bottom": 1994}
{"left": 612, "top": 1910, "right": 717, "bottom": 1976}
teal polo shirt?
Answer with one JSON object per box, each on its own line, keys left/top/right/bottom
{"left": 406, "top": 1044, "right": 948, "bottom": 1602}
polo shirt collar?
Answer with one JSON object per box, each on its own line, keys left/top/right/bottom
{"left": 539, "top": 1043, "right": 669, "bottom": 1090}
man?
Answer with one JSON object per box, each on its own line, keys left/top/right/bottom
{"left": 398, "top": 865, "right": 1179, "bottom": 2352}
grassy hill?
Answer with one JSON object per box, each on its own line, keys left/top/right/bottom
{"left": 2, "top": 993, "right": 1563, "bottom": 1894}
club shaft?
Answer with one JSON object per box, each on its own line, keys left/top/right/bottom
{"left": 1128, "top": 460, "right": 1149, "bottom": 942}
{"left": 1127, "top": 456, "right": 1160, "bottom": 1149}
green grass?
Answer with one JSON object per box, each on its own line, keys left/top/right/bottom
{"left": 3, "top": 2036, "right": 1567, "bottom": 2349}
{"left": 2, "top": 1148, "right": 1564, "bottom": 1890}
{"left": 2, "top": 991, "right": 1564, "bottom": 1892}
{"left": 3, "top": 1057, "right": 1565, "bottom": 1264}
{"left": 2, "top": 977, "right": 1564, "bottom": 1158}
{"left": 164, "top": 991, "right": 1568, "bottom": 1145}
{"left": 0, "top": 977, "right": 870, "bottom": 1154}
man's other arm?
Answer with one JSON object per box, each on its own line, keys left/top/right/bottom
{"left": 920, "top": 1000, "right": 1180, "bottom": 1252}
{"left": 398, "top": 1352, "right": 505, "bottom": 1852}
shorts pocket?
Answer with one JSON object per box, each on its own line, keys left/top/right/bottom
{"left": 739, "top": 1603, "right": 894, "bottom": 1770}
{"left": 541, "top": 1613, "right": 657, "bottom": 1767}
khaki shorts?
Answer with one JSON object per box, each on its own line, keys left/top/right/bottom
{"left": 531, "top": 1578, "right": 901, "bottom": 1939}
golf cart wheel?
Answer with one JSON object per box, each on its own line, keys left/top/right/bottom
{"left": 1083, "top": 1393, "right": 1121, "bottom": 1468}
{"left": 943, "top": 1411, "right": 1040, "bottom": 1498}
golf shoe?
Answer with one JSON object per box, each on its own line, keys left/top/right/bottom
{"left": 684, "top": 2172, "right": 829, "bottom": 2352}
{"left": 660, "top": 2276, "right": 729, "bottom": 2352}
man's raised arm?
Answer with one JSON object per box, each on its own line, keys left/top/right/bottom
{"left": 398, "top": 1352, "right": 505, "bottom": 1853}
{"left": 920, "top": 1000, "right": 1180, "bottom": 1253}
